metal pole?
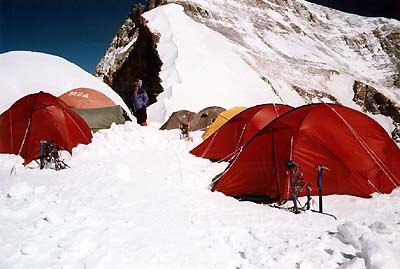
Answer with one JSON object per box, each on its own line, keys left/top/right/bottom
{"left": 40, "top": 140, "right": 45, "bottom": 170}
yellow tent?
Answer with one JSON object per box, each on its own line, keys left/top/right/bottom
{"left": 202, "top": 106, "right": 247, "bottom": 140}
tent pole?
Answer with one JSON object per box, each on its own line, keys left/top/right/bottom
{"left": 21, "top": 92, "right": 41, "bottom": 161}
{"left": 289, "top": 136, "right": 293, "bottom": 161}
{"left": 272, "top": 133, "right": 280, "bottom": 199}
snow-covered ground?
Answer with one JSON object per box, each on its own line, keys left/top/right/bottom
{"left": 0, "top": 51, "right": 131, "bottom": 116}
{"left": 1, "top": 122, "right": 399, "bottom": 269}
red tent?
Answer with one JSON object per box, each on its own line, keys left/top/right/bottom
{"left": 59, "top": 87, "right": 116, "bottom": 109}
{"left": 190, "top": 104, "right": 293, "bottom": 161}
{"left": 0, "top": 92, "right": 92, "bottom": 164}
{"left": 213, "top": 104, "right": 400, "bottom": 200}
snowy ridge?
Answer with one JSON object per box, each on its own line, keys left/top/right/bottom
{"left": 143, "top": 6, "right": 182, "bottom": 121}
{"left": 1, "top": 123, "right": 399, "bottom": 268}
{"left": 0, "top": 51, "right": 131, "bottom": 117}
{"left": 144, "top": 4, "right": 282, "bottom": 122}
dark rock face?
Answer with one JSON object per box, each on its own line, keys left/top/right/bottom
{"left": 373, "top": 30, "right": 400, "bottom": 66}
{"left": 353, "top": 81, "right": 400, "bottom": 141}
{"left": 292, "top": 85, "right": 339, "bottom": 104}
{"left": 111, "top": 16, "right": 163, "bottom": 107}
{"left": 395, "top": 74, "right": 400, "bottom": 88}
{"left": 373, "top": 29, "right": 400, "bottom": 87}
{"left": 395, "top": 79, "right": 400, "bottom": 88}
{"left": 173, "top": 1, "right": 209, "bottom": 17}
{"left": 94, "top": 3, "right": 164, "bottom": 108}
{"left": 146, "top": 0, "right": 167, "bottom": 10}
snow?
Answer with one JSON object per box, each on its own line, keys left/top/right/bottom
{"left": 1, "top": 123, "right": 399, "bottom": 268}
{"left": 0, "top": 51, "right": 131, "bottom": 118}
{"left": 144, "top": 4, "right": 282, "bottom": 122}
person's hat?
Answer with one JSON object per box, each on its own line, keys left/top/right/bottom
{"left": 132, "top": 79, "right": 143, "bottom": 88}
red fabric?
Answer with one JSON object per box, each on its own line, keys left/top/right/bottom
{"left": 190, "top": 104, "right": 292, "bottom": 161}
{"left": 59, "top": 88, "right": 116, "bottom": 109}
{"left": 0, "top": 92, "right": 92, "bottom": 164}
{"left": 214, "top": 104, "right": 400, "bottom": 200}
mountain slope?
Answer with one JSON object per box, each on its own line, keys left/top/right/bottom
{"left": 0, "top": 51, "right": 131, "bottom": 116}
{"left": 95, "top": 0, "right": 400, "bottom": 139}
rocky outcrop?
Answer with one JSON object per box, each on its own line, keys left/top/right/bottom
{"left": 292, "top": 85, "right": 339, "bottom": 104}
{"left": 94, "top": 3, "right": 165, "bottom": 106}
{"left": 94, "top": 5, "right": 144, "bottom": 85}
{"left": 110, "top": 16, "right": 163, "bottom": 105}
{"left": 373, "top": 29, "right": 400, "bottom": 86}
{"left": 395, "top": 74, "right": 400, "bottom": 88}
{"left": 353, "top": 81, "right": 400, "bottom": 141}
{"left": 395, "top": 79, "right": 400, "bottom": 88}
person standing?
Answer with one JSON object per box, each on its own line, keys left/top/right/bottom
{"left": 130, "top": 79, "right": 149, "bottom": 126}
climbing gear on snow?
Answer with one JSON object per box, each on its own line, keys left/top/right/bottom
{"left": 39, "top": 140, "right": 69, "bottom": 171}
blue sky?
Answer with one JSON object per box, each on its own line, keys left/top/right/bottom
{"left": 308, "top": 0, "right": 399, "bottom": 20}
{"left": 1, "top": 0, "right": 145, "bottom": 73}
{"left": 1, "top": 0, "right": 398, "bottom": 74}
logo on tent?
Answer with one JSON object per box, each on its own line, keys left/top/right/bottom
{"left": 68, "top": 91, "right": 89, "bottom": 98}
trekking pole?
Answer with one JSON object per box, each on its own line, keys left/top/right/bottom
{"left": 285, "top": 160, "right": 300, "bottom": 214}
{"left": 40, "top": 140, "right": 46, "bottom": 169}
{"left": 316, "top": 165, "right": 329, "bottom": 213}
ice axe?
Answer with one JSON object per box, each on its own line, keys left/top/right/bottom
{"left": 316, "top": 165, "right": 329, "bottom": 213}
{"left": 285, "top": 160, "right": 301, "bottom": 214}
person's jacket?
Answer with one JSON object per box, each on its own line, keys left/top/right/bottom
{"left": 131, "top": 88, "right": 149, "bottom": 112}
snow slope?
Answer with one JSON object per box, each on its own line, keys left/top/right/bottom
{"left": 1, "top": 123, "right": 399, "bottom": 268}
{"left": 144, "top": 4, "right": 282, "bottom": 122}
{"left": 168, "top": 0, "right": 400, "bottom": 104}
{"left": 0, "top": 51, "right": 131, "bottom": 116}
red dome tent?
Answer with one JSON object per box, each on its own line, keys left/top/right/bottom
{"left": 213, "top": 104, "right": 400, "bottom": 200}
{"left": 59, "top": 88, "right": 116, "bottom": 109}
{"left": 0, "top": 92, "right": 92, "bottom": 164}
{"left": 190, "top": 104, "right": 293, "bottom": 161}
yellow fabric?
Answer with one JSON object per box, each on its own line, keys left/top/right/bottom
{"left": 202, "top": 106, "right": 247, "bottom": 140}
